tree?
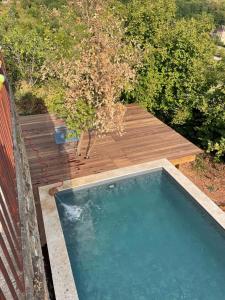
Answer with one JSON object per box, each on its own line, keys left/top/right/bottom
{"left": 42, "top": 3, "right": 137, "bottom": 157}
{"left": 124, "top": 1, "right": 214, "bottom": 121}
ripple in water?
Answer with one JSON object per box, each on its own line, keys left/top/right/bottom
{"left": 61, "top": 203, "right": 83, "bottom": 222}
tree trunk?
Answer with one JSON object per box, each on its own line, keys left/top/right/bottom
{"left": 76, "top": 132, "right": 84, "bottom": 156}
{"left": 85, "top": 130, "right": 96, "bottom": 158}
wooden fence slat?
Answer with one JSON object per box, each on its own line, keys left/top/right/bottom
{"left": 0, "top": 209, "right": 22, "bottom": 271}
{"left": 0, "top": 178, "right": 20, "bottom": 236}
{"left": 0, "top": 257, "right": 19, "bottom": 300}
{"left": 0, "top": 193, "right": 20, "bottom": 250}
{"left": 0, "top": 287, "right": 7, "bottom": 300}
{"left": 0, "top": 234, "right": 24, "bottom": 292}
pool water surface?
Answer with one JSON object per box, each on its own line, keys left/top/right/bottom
{"left": 56, "top": 170, "right": 225, "bottom": 300}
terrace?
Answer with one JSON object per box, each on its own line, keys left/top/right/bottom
{"left": 20, "top": 104, "right": 202, "bottom": 185}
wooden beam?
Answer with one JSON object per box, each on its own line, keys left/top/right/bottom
{"left": 170, "top": 155, "right": 197, "bottom": 166}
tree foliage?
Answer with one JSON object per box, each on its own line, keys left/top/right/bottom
{"left": 176, "top": 0, "right": 225, "bottom": 26}
{"left": 0, "top": 1, "right": 86, "bottom": 108}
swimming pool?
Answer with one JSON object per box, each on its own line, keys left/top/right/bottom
{"left": 40, "top": 159, "right": 225, "bottom": 300}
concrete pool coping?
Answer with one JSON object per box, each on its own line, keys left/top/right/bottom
{"left": 39, "top": 158, "right": 225, "bottom": 300}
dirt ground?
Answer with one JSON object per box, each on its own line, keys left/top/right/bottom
{"left": 180, "top": 155, "right": 225, "bottom": 211}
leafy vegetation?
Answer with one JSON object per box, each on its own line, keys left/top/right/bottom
{"left": 0, "top": 0, "right": 224, "bottom": 160}
{"left": 176, "top": 0, "right": 225, "bottom": 26}
{"left": 0, "top": 1, "right": 86, "bottom": 111}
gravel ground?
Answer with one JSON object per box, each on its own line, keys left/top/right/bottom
{"left": 180, "top": 154, "right": 225, "bottom": 211}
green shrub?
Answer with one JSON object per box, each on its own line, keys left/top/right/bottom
{"left": 0, "top": 1, "right": 86, "bottom": 112}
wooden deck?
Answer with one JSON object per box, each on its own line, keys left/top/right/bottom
{"left": 20, "top": 104, "right": 202, "bottom": 243}
{"left": 20, "top": 104, "right": 202, "bottom": 187}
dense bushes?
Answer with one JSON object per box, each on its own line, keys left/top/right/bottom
{"left": 0, "top": 0, "right": 224, "bottom": 160}
{"left": 0, "top": 1, "right": 86, "bottom": 111}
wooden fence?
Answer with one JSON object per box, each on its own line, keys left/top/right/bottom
{"left": 0, "top": 57, "right": 47, "bottom": 299}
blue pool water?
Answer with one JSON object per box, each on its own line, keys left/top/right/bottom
{"left": 56, "top": 170, "right": 225, "bottom": 300}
